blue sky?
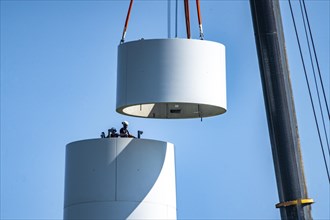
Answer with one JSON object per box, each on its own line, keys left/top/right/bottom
{"left": 1, "top": 0, "right": 329, "bottom": 219}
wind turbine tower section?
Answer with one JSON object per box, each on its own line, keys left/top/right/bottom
{"left": 63, "top": 138, "right": 177, "bottom": 219}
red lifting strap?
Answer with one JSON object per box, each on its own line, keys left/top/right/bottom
{"left": 121, "top": 0, "right": 134, "bottom": 43}
{"left": 196, "top": 0, "right": 202, "bottom": 25}
{"left": 184, "top": 0, "right": 191, "bottom": 39}
{"left": 121, "top": 0, "right": 203, "bottom": 41}
{"left": 196, "top": 0, "right": 204, "bottom": 39}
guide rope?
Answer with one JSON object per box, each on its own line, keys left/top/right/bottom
{"left": 288, "top": 0, "right": 330, "bottom": 183}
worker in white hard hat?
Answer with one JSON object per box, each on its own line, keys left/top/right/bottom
{"left": 120, "top": 121, "right": 135, "bottom": 138}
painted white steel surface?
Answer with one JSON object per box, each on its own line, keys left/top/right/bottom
{"left": 63, "top": 138, "right": 176, "bottom": 220}
{"left": 117, "top": 38, "right": 226, "bottom": 119}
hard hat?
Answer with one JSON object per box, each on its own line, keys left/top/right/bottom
{"left": 109, "top": 127, "right": 116, "bottom": 132}
{"left": 122, "top": 121, "right": 129, "bottom": 126}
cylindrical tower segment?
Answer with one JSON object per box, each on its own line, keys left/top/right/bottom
{"left": 63, "top": 138, "right": 177, "bottom": 219}
{"left": 116, "top": 38, "right": 226, "bottom": 119}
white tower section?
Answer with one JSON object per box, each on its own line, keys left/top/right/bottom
{"left": 116, "top": 38, "right": 226, "bottom": 119}
{"left": 63, "top": 138, "right": 177, "bottom": 219}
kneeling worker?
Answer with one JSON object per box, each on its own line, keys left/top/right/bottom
{"left": 120, "top": 121, "right": 135, "bottom": 138}
{"left": 107, "top": 127, "right": 119, "bottom": 138}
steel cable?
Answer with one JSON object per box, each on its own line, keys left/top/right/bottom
{"left": 298, "top": 0, "right": 330, "bottom": 157}
{"left": 168, "top": 0, "right": 171, "bottom": 38}
{"left": 175, "top": 0, "right": 178, "bottom": 38}
{"left": 302, "top": 0, "right": 330, "bottom": 119}
{"left": 288, "top": 0, "right": 330, "bottom": 183}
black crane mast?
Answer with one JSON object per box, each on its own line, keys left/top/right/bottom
{"left": 249, "top": 0, "right": 313, "bottom": 219}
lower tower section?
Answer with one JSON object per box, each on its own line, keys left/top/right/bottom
{"left": 63, "top": 138, "right": 177, "bottom": 219}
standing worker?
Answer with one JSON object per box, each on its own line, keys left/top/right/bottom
{"left": 120, "top": 121, "right": 135, "bottom": 138}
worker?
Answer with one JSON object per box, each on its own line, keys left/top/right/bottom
{"left": 107, "top": 127, "right": 119, "bottom": 138}
{"left": 100, "top": 132, "right": 106, "bottom": 138}
{"left": 120, "top": 121, "right": 135, "bottom": 138}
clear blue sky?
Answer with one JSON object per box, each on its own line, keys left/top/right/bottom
{"left": 1, "top": 0, "right": 329, "bottom": 219}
